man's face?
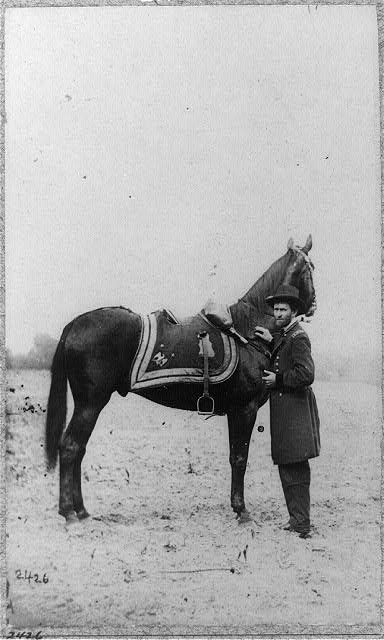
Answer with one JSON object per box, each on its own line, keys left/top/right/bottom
{"left": 273, "top": 302, "right": 296, "bottom": 328}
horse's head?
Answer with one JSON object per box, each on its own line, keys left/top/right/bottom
{"left": 230, "top": 234, "right": 317, "bottom": 336}
{"left": 284, "top": 235, "right": 317, "bottom": 319}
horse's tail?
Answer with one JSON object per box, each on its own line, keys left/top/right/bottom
{"left": 45, "top": 322, "right": 73, "bottom": 470}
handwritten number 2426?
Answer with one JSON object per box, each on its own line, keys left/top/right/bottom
{"left": 7, "top": 632, "right": 43, "bottom": 639}
{"left": 15, "top": 570, "right": 48, "bottom": 584}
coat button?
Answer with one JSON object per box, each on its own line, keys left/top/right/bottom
{"left": 279, "top": 393, "right": 282, "bottom": 397}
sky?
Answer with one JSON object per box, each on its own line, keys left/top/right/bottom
{"left": 5, "top": 5, "right": 381, "bottom": 365}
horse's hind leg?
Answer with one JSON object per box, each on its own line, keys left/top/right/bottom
{"left": 59, "top": 397, "right": 109, "bottom": 522}
{"left": 73, "top": 446, "right": 88, "bottom": 519}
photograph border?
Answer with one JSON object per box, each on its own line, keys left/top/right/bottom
{"left": 1, "top": 1, "right": 382, "bottom": 637}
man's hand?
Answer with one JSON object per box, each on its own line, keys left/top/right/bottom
{"left": 254, "top": 326, "right": 273, "bottom": 343}
{"left": 262, "top": 370, "right": 276, "bottom": 388}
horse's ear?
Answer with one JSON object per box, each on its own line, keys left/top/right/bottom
{"left": 287, "top": 238, "right": 294, "bottom": 251}
{"left": 302, "top": 234, "right": 312, "bottom": 254}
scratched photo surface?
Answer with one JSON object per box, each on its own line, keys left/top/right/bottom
{"left": 4, "top": 5, "right": 381, "bottom": 637}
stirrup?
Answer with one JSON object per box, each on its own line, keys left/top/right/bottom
{"left": 197, "top": 394, "right": 215, "bottom": 416}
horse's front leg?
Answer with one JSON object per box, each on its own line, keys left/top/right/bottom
{"left": 227, "top": 400, "right": 258, "bottom": 520}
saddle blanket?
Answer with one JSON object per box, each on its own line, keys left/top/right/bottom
{"left": 130, "top": 310, "right": 238, "bottom": 391}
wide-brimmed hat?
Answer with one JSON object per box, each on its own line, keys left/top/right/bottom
{"left": 265, "top": 284, "right": 306, "bottom": 314}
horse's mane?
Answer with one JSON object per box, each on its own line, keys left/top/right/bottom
{"left": 229, "top": 251, "right": 292, "bottom": 337}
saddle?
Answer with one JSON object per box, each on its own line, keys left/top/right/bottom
{"left": 130, "top": 309, "right": 239, "bottom": 394}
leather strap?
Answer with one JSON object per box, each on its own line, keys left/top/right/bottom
{"left": 197, "top": 331, "right": 215, "bottom": 415}
{"left": 199, "top": 331, "right": 210, "bottom": 396}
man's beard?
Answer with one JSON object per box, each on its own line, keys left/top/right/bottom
{"left": 275, "top": 316, "right": 292, "bottom": 328}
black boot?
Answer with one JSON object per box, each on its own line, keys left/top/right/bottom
{"left": 279, "top": 462, "right": 311, "bottom": 536}
{"left": 282, "top": 483, "right": 310, "bottom": 534}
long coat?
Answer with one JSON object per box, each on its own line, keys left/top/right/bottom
{"left": 269, "top": 321, "right": 320, "bottom": 465}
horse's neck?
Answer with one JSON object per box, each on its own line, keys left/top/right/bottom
{"left": 237, "top": 252, "right": 291, "bottom": 309}
{"left": 229, "top": 252, "right": 291, "bottom": 335}
{"left": 229, "top": 299, "right": 262, "bottom": 336}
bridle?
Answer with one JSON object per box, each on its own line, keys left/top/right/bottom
{"left": 292, "top": 245, "right": 317, "bottom": 319}
{"left": 293, "top": 245, "right": 315, "bottom": 273}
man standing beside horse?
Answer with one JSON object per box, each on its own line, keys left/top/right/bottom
{"left": 255, "top": 284, "right": 320, "bottom": 539}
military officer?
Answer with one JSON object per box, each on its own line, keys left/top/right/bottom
{"left": 254, "top": 284, "right": 320, "bottom": 539}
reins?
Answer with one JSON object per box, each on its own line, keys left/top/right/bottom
{"left": 245, "top": 338, "right": 272, "bottom": 359}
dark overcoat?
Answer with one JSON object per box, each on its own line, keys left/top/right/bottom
{"left": 269, "top": 321, "right": 320, "bottom": 465}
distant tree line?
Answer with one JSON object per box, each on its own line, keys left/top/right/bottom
{"left": 6, "top": 334, "right": 379, "bottom": 384}
{"left": 6, "top": 333, "right": 58, "bottom": 370}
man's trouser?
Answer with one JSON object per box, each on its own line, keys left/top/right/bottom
{"left": 278, "top": 461, "right": 311, "bottom": 533}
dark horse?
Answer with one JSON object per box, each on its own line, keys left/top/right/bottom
{"left": 45, "top": 236, "right": 316, "bottom": 524}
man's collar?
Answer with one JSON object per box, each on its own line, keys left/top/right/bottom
{"left": 281, "top": 317, "right": 301, "bottom": 336}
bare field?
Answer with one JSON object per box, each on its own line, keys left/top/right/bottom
{"left": 5, "top": 370, "right": 381, "bottom": 636}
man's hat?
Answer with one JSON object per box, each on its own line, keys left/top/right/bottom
{"left": 265, "top": 284, "right": 306, "bottom": 314}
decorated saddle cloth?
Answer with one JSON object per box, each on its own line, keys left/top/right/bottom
{"left": 130, "top": 309, "right": 238, "bottom": 391}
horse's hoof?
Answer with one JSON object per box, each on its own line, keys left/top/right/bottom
{"left": 232, "top": 502, "right": 245, "bottom": 514}
{"left": 76, "top": 508, "right": 90, "bottom": 520}
{"left": 237, "top": 509, "right": 253, "bottom": 524}
{"left": 60, "top": 510, "right": 78, "bottom": 525}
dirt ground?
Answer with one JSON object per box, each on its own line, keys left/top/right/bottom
{"left": 4, "top": 369, "right": 382, "bottom": 636}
